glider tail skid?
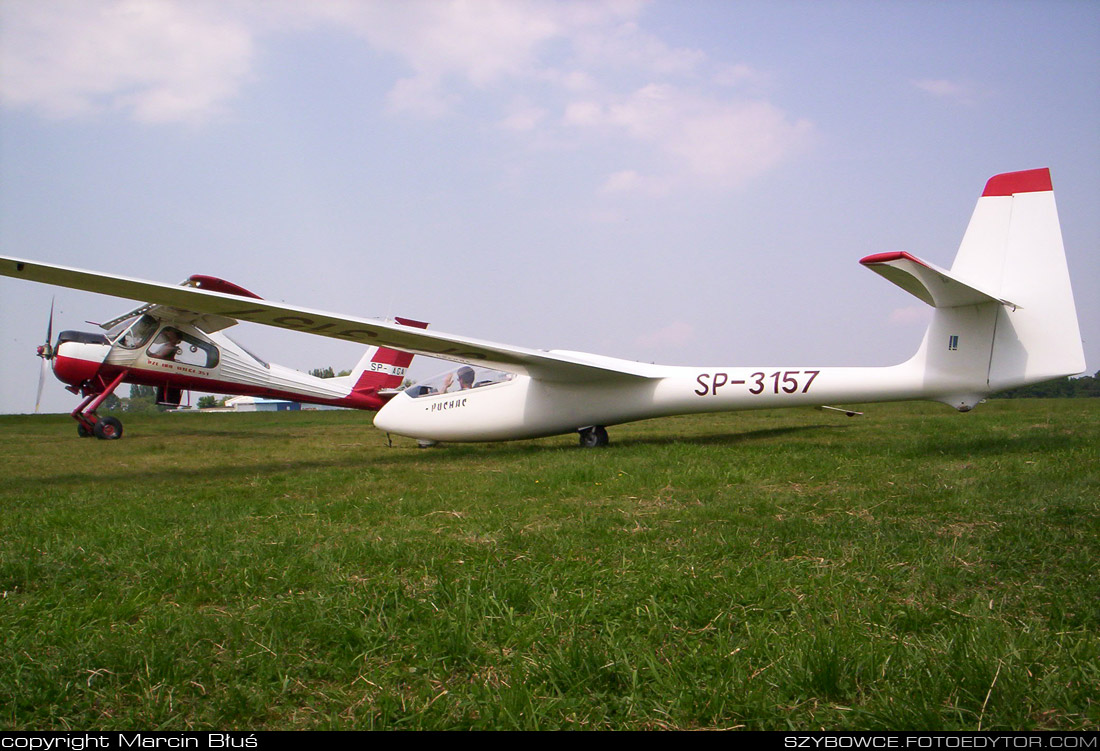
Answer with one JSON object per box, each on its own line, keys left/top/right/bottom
{"left": 862, "top": 168, "right": 1084, "bottom": 410}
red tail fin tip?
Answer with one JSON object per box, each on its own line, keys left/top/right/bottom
{"left": 981, "top": 168, "right": 1051, "bottom": 197}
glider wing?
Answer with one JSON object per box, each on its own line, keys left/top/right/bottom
{"left": 1, "top": 256, "right": 653, "bottom": 383}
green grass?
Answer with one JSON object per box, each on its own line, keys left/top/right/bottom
{"left": 1, "top": 400, "right": 1097, "bottom": 730}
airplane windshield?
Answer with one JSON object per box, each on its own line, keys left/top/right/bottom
{"left": 111, "top": 315, "right": 159, "bottom": 349}
{"left": 404, "top": 365, "right": 514, "bottom": 398}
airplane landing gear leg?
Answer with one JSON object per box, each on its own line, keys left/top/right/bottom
{"left": 71, "top": 371, "right": 128, "bottom": 440}
{"left": 578, "top": 426, "right": 609, "bottom": 448}
{"left": 71, "top": 393, "right": 98, "bottom": 437}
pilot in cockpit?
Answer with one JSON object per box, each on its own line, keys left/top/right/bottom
{"left": 403, "top": 365, "right": 513, "bottom": 399}
{"left": 148, "top": 329, "right": 182, "bottom": 361}
{"left": 441, "top": 365, "right": 476, "bottom": 393}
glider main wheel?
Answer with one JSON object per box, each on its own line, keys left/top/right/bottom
{"left": 93, "top": 416, "right": 123, "bottom": 440}
{"left": 77, "top": 423, "right": 93, "bottom": 438}
{"left": 579, "top": 426, "right": 609, "bottom": 448}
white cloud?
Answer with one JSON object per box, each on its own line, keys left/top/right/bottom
{"left": 327, "top": 0, "right": 570, "bottom": 116}
{"left": 600, "top": 169, "right": 671, "bottom": 196}
{"left": 499, "top": 102, "right": 549, "bottom": 132}
{"left": 0, "top": 0, "right": 813, "bottom": 190}
{"left": 0, "top": 0, "right": 643, "bottom": 122}
{"left": 912, "top": 78, "right": 985, "bottom": 106}
{"left": 567, "top": 84, "right": 814, "bottom": 189}
{"left": 563, "top": 100, "right": 605, "bottom": 127}
{"left": 0, "top": 0, "right": 254, "bottom": 123}
{"left": 542, "top": 69, "right": 599, "bottom": 93}
{"left": 571, "top": 19, "right": 705, "bottom": 75}
{"left": 385, "top": 75, "right": 456, "bottom": 119}
{"left": 712, "top": 63, "right": 767, "bottom": 88}
{"left": 305, "top": 0, "right": 646, "bottom": 117}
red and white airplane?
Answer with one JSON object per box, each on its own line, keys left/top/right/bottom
{"left": 23, "top": 273, "right": 426, "bottom": 439}
{"left": 1, "top": 169, "right": 1086, "bottom": 447}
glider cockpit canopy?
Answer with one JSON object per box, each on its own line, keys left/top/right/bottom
{"left": 404, "top": 365, "right": 515, "bottom": 398}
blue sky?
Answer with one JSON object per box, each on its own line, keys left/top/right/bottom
{"left": 1, "top": 0, "right": 1097, "bottom": 414}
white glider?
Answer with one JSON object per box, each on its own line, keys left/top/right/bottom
{"left": 1, "top": 169, "right": 1085, "bottom": 447}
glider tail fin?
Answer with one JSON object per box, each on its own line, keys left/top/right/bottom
{"left": 862, "top": 168, "right": 1084, "bottom": 410}
{"left": 348, "top": 317, "right": 428, "bottom": 394}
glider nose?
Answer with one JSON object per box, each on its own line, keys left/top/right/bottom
{"left": 373, "top": 394, "right": 410, "bottom": 436}
{"left": 372, "top": 401, "right": 397, "bottom": 434}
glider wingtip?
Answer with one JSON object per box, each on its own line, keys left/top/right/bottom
{"left": 186, "top": 275, "right": 263, "bottom": 300}
{"left": 394, "top": 316, "right": 430, "bottom": 329}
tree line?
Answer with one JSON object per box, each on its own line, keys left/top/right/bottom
{"left": 989, "top": 371, "right": 1099, "bottom": 399}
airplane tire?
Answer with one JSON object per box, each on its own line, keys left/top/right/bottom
{"left": 93, "top": 416, "right": 123, "bottom": 440}
{"left": 77, "top": 424, "right": 93, "bottom": 438}
{"left": 579, "top": 426, "right": 609, "bottom": 448}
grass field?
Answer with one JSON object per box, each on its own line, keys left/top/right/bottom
{"left": 1, "top": 400, "right": 1097, "bottom": 730}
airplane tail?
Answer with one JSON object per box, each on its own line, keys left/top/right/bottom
{"left": 862, "top": 168, "right": 1084, "bottom": 410}
{"left": 343, "top": 317, "right": 428, "bottom": 394}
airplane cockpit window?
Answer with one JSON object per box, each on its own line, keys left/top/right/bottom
{"left": 404, "top": 365, "right": 514, "bottom": 398}
{"left": 111, "top": 315, "right": 159, "bottom": 350}
{"left": 147, "top": 327, "right": 220, "bottom": 369}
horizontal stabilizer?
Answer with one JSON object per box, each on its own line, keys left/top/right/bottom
{"left": 859, "top": 251, "right": 1016, "bottom": 309}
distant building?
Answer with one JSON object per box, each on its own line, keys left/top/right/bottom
{"left": 221, "top": 396, "right": 347, "bottom": 412}
{"left": 224, "top": 396, "right": 301, "bottom": 412}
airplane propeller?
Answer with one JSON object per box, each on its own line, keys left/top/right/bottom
{"left": 35, "top": 299, "right": 55, "bottom": 412}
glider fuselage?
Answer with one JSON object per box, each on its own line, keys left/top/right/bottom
{"left": 372, "top": 356, "right": 962, "bottom": 443}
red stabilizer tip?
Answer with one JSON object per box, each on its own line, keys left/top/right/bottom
{"left": 981, "top": 168, "right": 1052, "bottom": 197}
{"left": 859, "top": 251, "right": 921, "bottom": 266}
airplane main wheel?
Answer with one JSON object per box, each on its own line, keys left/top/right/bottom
{"left": 93, "top": 416, "right": 123, "bottom": 440}
{"left": 77, "top": 424, "right": 93, "bottom": 438}
{"left": 579, "top": 426, "right": 609, "bottom": 448}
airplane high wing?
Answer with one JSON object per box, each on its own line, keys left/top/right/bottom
{"left": 95, "top": 274, "right": 265, "bottom": 334}
{"left": 1, "top": 169, "right": 1086, "bottom": 447}
{"left": 0, "top": 256, "right": 653, "bottom": 385}
{"left": 1, "top": 259, "right": 429, "bottom": 439}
